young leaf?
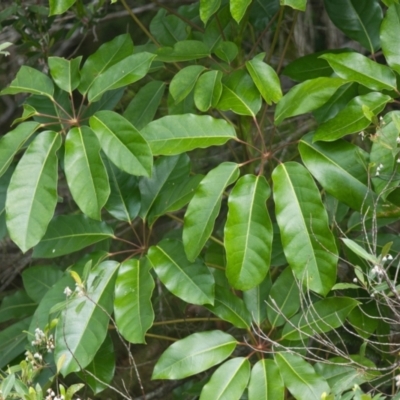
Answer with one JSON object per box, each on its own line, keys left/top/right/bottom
{"left": 200, "top": 0, "right": 221, "bottom": 24}
{"left": 281, "top": 0, "right": 307, "bottom": 11}
{"left": 194, "top": 70, "right": 223, "bottom": 111}
{"left": 225, "top": 175, "right": 273, "bottom": 291}
{"left": 272, "top": 162, "right": 338, "bottom": 295}
{"left": 183, "top": 162, "right": 240, "bottom": 261}
{"left": 141, "top": 114, "right": 236, "bottom": 156}
{"left": 6, "top": 131, "right": 61, "bottom": 252}
{"left": 243, "top": 274, "right": 271, "bottom": 326}
{"left": 230, "top": 0, "right": 252, "bottom": 23}
{"left": 199, "top": 357, "right": 250, "bottom": 399}
{"left": 114, "top": 259, "right": 155, "bottom": 344}
{"left": 381, "top": 4, "right": 400, "bottom": 75}
{"left": 65, "top": 126, "right": 110, "bottom": 220}
{"left": 152, "top": 330, "right": 237, "bottom": 379}
{"left": 49, "top": 0, "right": 76, "bottom": 15}
{"left": 170, "top": 65, "right": 206, "bottom": 104}
{"left": 90, "top": 110, "right": 152, "bottom": 177}
{"left": 147, "top": 239, "right": 215, "bottom": 306}
{"left": 48, "top": 56, "right": 82, "bottom": 93}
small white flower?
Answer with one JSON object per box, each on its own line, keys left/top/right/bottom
{"left": 397, "top": 158, "right": 400, "bottom": 163}
{"left": 388, "top": 254, "right": 394, "bottom": 260}
{"left": 375, "top": 171, "right": 380, "bottom": 176}
{"left": 64, "top": 286, "right": 72, "bottom": 297}
{"left": 397, "top": 137, "right": 400, "bottom": 143}
{"left": 382, "top": 256, "right": 387, "bottom": 262}
{"left": 353, "top": 278, "right": 358, "bottom": 283}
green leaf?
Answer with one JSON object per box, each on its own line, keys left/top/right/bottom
{"left": 32, "top": 215, "right": 113, "bottom": 258}
{"left": 152, "top": 330, "right": 237, "bottom": 379}
{"left": 225, "top": 175, "right": 273, "bottom": 290}
{"left": 205, "top": 285, "right": 251, "bottom": 328}
{"left": 147, "top": 239, "right": 215, "bottom": 305}
{"left": 0, "top": 290, "right": 36, "bottom": 323}
{"left": 243, "top": 274, "right": 271, "bottom": 325}
{"left": 214, "top": 41, "right": 239, "bottom": 63}
{"left": 230, "top": 0, "right": 252, "bottom": 23}
{"left": 341, "top": 238, "right": 379, "bottom": 264}
{"left": 114, "top": 259, "right": 155, "bottom": 344}
{"left": 275, "top": 352, "right": 330, "bottom": 400}
{"left": 199, "top": 357, "right": 250, "bottom": 399}
{"left": 313, "top": 92, "right": 391, "bottom": 142}
{"left": 381, "top": 4, "right": 400, "bottom": 75}
{"left": 6, "top": 131, "right": 61, "bottom": 252}
{"left": 200, "top": 0, "right": 221, "bottom": 24}
{"left": 217, "top": 70, "right": 262, "bottom": 116}
{"left": 248, "top": 359, "right": 284, "bottom": 400}
{"left": 49, "top": 0, "right": 76, "bottom": 15}
{"left": 282, "top": 297, "right": 359, "bottom": 340}
{"left": 274, "top": 77, "right": 346, "bottom": 125}
{"left": 1, "top": 66, "right": 54, "bottom": 97}
{"left": 170, "top": 66, "right": 206, "bottom": 104}
{"left": 320, "top": 53, "right": 396, "bottom": 91}
{"left": 156, "top": 41, "right": 210, "bottom": 62}
{"left": 65, "top": 126, "right": 110, "bottom": 220}
{"left": 194, "top": 70, "right": 223, "bottom": 111}
{"left": 123, "top": 81, "right": 166, "bottom": 130}
{"left": 348, "top": 302, "right": 379, "bottom": 339}
{"left": 48, "top": 56, "right": 82, "bottom": 93}
{"left": 246, "top": 56, "right": 282, "bottom": 105}
{"left": 55, "top": 260, "right": 119, "bottom": 376}
{"left": 150, "top": 8, "right": 188, "bottom": 46}
{"left": 272, "top": 162, "right": 338, "bottom": 295}
{"left": 183, "top": 162, "right": 240, "bottom": 261}
{"left": 141, "top": 114, "right": 236, "bottom": 156}
{"left": 323, "top": 0, "right": 382, "bottom": 53}
{"left": 0, "top": 121, "right": 40, "bottom": 178}
{"left": 90, "top": 110, "right": 152, "bottom": 177}
{"left": 280, "top": 0, "right": 307, "bottom": 11}
{"left": 87, "top": 52, "right": 156, "bottom": 103}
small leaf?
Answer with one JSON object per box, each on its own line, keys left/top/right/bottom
{"left": 214, "top": 41, "right": 239, "bottom": 63}
{"left": 280, "top": 0, "right": 307, "bottom": 11}
{"left": 230, "top": 0, "right": 252, "bottom": 23}
{"left": 200, "top": 0, "right": 221, "bottom": 24}
{"left": 152, "top": 330, "right": 237, "bottom": 379}
{"left": 170, "top": 65, "right": 206, "bottom": 104}
{"left": 194, "top": 70, "right": 223, "bottom": 111}
{"left": 48, "top": 56, "right": 82, "bottom": 93}
{"left": 381, "top": 4, "right": 400, "bottom": 75}
{"left": 341, "top": 238, "right": 379, "bottom": 264}
{"left": 49, "top": 0, "right": 76, "bottom": 15}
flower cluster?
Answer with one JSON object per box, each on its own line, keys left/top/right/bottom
{"left": 31, "top": 328, "right": 55, "bottom": 353}
{"left": 375, "top": 163, "right": 384, "bottom": 176}
{"left": 395, "top": 374, "right": 400, "bottom": 388}
{"left": 45, "top": 388, "right": 81, "bottom": 400}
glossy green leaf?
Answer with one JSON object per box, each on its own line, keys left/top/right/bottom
{"left": 147, "top": 239, "right": 214, "bottom": 305}
{"left": 0, "top": 121, "right": 40, "bottom": 178}
{"left": 114, "top": 259, "right": 155, "bottom": 344}
{"left": 48, "top": 56, "right": 82, "bottom": 93}
{"left": 323, "top": 0, "right": 382, "bottom": 52}
{"left": 170, "top": 66, "right": 205, "bottom": 104}
{"left": 156, "top": 41, "right": 210, "bottom": 62}
{"left": 274, "top": 77, "right": 346, "bottom": 125}
{"left": 217, "top": 70, "right": 262, "bottom": 116}
{"left": 248, "top": 359, "right": 284, "bottom": 400}
{"left": 55, "top": 260, "right": 119, "bottom": 376}
{"left": 1, "top": 66, "right": 54, "bottom": 97}
{"left": 33, "top": 215, "right": 113, "bottom": 258}
{"left": 320, "top": 53, "right": 396, "bottom": 91}
{"left": 205, "top": 285, "right": 251, "bottom": 328}
{"left": 88, "top": 52, "right": 156, "bottom": 103}
{"left": 243, "top": 274, "right": 271, "bottom": 325}
{"left": 22, "top": 265, "right": 63, "bottom": 303}
{"left": 123, "top": 81, "right": 166, "bottom": 130}
{"left": 183, "top": 162, "right": 240, "bottom": 261}
{"left": 214, "top": 41, "right": 238, "bottom": 63}
{"left": 275, "top": 352, "right": 330, "bottom": 400}
{"left": 267, "top": 266, "right": 300, "bottom": 327}
{"left": 152, "top": 330, "right": 237, "bottom": 379}
{"left": 79, "top": 34, "right": 134, "bottom": 94}
{"left": 230, "top": 0, "right": 252, "bottom": 23}
{"left": 272, "top": 162, "right": 338, "bottom": 295}
{"left": 381, "top": 4, "right": 400, "bottom": 75}
{"left": 200, "top": 0, "right": 221, "bottom": 24}
{"left": 150, "top": 8, "right": 188, "bottom": 46}
{"left": 141, "top": 114, "right": 236, "bottom": 156}
{"left": 200, "top": 357, "right": 250, "bottom": 400}
{"left": 194, "top": 70, "right": 223, "bottom": 111}
{"left": 65, "top": 126, "right": 110, "bottom": 220}
{"left": 280, "top": 0, "right": 306, "bottom": 11}
{"left": 6, "top": 131, "right": 61, "bottom": 252}
{"left": 90, "top": 110, "right": 152, "bottom": 177}
{"left": 246, "top": 56, "right": 282, "bottom": 105}
{"left": 313, "top": 92, "right": 391, "bottom": 142}
{"left": 0, "top": 290, "right": 36, "bottom": 323}
{"left": 282, "top": 297, "right": 359, "bottom": 340}
{"left": 225, "top": 175, "right": 273, "bottom": 290}
{"left": 49, "top": 0, "right": 76, "bottom": 15}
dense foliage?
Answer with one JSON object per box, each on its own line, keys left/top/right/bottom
{"left": 1, "top": 0, "right": 400, "bottom": 399}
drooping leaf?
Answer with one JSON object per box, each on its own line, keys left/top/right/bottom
{"left": 243, "top": 274, "right": 271, "bottom": 325}
{"left": 194, "top": 70, "right": 223, "bottom": 111}
{"left": 48, "top": 56, "right": 82, "bottom": 93}
{"left": 230, "top": 0, "right": 252, "bottom": 23}
{"left": 32, "top": 215, "right": 114, "bottom": 258}
{"left": 183, "top": 162, "right": 240, "bottom": 261}
{"left": 114, "top": 259, "right": 155, "bottom": 344}
{"left": 272, "top": 162, "right": 338, "bottom": 295}
{"left": 381, "top": 4, "right": 400, "bottom": 75}
{"left": 0, "top": 290, "right": 36, "bottom": 323}
{"left": 65, "top": 126, "right": 110, "bottom": 220}
{"left": 280, "top": 0, "right": 307, "bottom": 11}
{"left": 199, "top": 357, "right": 250, "bottom": 399}
{"left": 147, "top": 239, "right": 214, "bottom": 305}
{"left": 152, "top": 330, "right": 237, "bottom": 379}
{"left": 200, "top": 0, "right": 221, "bottom": 24}
{"left": 170, "top": 65, "right": 206, "bottom": 104}
{"left": 156, "top": 40, "right": 210, "bottom": 62}
{"left": 225, "top": 175, "right": 273, "bottom": 290}
{"left": 141, "top": 114, "right": 236, "bottom": 156}
{"left": 6, "top": 131, "right": 61, "bottom": 252}
{"left": 49, "top": 0, "right": 76, "bottom": 15}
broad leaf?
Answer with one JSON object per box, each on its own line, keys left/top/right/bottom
{"left": 348, "top": 302, "right": 379, "bottom": 339}
{"left": 0, "top": 290, "right": 36, "bottom": 323}
{"left": 272, "top": 162, "right": 338, "bottom": 295}
{"left": 49, "top": 0, "right": 76, "bottom": 15}
{"left": 33, "top": 215, "right": 113, "bottom": 258}
{"left": 48, "top": 56, "right": 82, "bottom": 93}
{"left": 114, "top": 259, "right": 155, "bottom": 344}
{"left": 230, "top": 0, "right": 252, "bottom": 23}
{"left": 280, "top": 0, "right": 306, "bottom": 11}
{"left": 6, "top": 131, "right": 61, "bottom": 252}
{"left": 200, "top": 0, "right": 221, "bottom": 24}
{"left": 141, "top": 114, "right": 236, "bottom": 156}
{"left": 147, "top": 239, "right": 214, "bottom": 305}
{"left": 243, "top": 274, "right": 271, "bottom": 325}
{"left": 199, "top": 357, "right": 250, "bottom": 399}
{"left": 54, "top": 260, "right": 119, "bottom": 376}
{"left": 225, "top": 175, "right": 273, "bottom": 290}
{"left": 194, "top": 70, "right": 223, "bottom": 111}
{"left": 183, "top": 162, "right": 240, "bottom": 261}
{"left": 152, "top": 330, "right": 237, "bottom": 379}
{"left": 65, "top": 126, "right": 110, "bottom": 220}
{"left": 156, "top": 40, "right": 210, "bottom": 62}
{"left": 381, "top": 4, "right": 400, "bottom": 75}
{"left": 170, "top": 65, "right": 205, "bottom": 103}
